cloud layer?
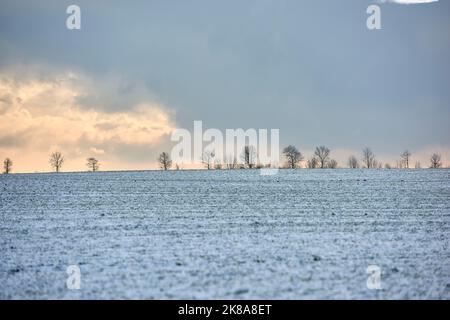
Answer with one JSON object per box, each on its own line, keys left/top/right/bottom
{"left": 0, "top": 68, "right": 176, "bottom": 172}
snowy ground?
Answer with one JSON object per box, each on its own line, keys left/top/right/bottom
{"left": 1, "top": 169, "right": 449, "bottom": 299}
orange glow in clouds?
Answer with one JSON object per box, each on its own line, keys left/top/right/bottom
{"left": 0, "top": 72, "right": 176, "bottom": 173}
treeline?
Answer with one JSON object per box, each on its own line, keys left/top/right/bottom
{"left": 157, "top": 146, "right": 445, "bottom": 171}
{"left": 1, "top": 147, "right": 445, "bottom": 174}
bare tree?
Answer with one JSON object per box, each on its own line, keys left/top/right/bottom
{"left": 241, "top": 145, "right": 257, "bottom": 169}
{"left": 414, "top": 161, "right": 421, "bottom": 169}
{"left": 86, "top": 157, "right": 100, "bottom": 172}
{"left": 283, "top": 145, "right": 303, "bottom": 169}
{"left": 307, "top": 157, "right": 319, "bottom": 169}
{"left": 347, "top": 155, "right": 359, "bottom": 169}
{"left": 49, "top": 152, "right": 64, "bottom": 173}
{"left": 362, "top": 147, "right": 376, "bottom": 169}
{"left": 225, "top": 155, "right": 238, "bottom": 170}
{"left": 327, "top": 159, "right": 338, "bottom": 169}
{"left": 430, "top": 153, "right": 442, "bottom": 169}
{"left": 314, "top": 146, "right": 330, "bottom": 169}
{"left": 202, "top": 150, "right": 215, "bottom": 170}
{"left": 214, "top": 162, "right": 222, "bottom": 170}
{"left": 3, "top": 158, "right": 13, "bottom": 174}
{"left": 400, "top": 150, "right": 411, "bottom": 169}
{"left": 158, "top": 152, "right": 172, "bottom": 170}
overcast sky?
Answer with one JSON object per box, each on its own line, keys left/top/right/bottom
{"left": 0, "top": 0, "right": 449, "bottom": 171}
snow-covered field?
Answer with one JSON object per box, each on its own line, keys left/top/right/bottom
{"left": 1, "top": 169, "right": 449, "bottom": 299}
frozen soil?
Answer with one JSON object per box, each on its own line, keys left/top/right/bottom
{"left": 1, "top": 169, "right": 449, "bottom": 299}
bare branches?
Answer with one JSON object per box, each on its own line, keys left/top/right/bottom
{"left": 86, "top": 157, "right": 100, "bottom": 172}
{"left": 362, "top": 147, "right": 376, "bottom": 169}
{"left": 202, "top": 150, "right": 215, "bottom": 170}
{"left": 158, "top": 152, "right": 172, "bottom": 170}
{"left": 327, "top": 159, "right": 338, "bottom": 169}
{"left": 3, "top": 158, "right": 13, "bottom": 174}
{"left": 314, "top": 146, "right": 330, "bottom": 169}
{"left": 430, "top": 153, "right": 442, "bottom": 169}
{"left": 225, "top": 155, "right": 238, "bottom": 170}
{"left": 400, "top": 150, "right": 411, "bottom": 169}
{"left": 49, "top": 152, "right": 64, "bottom": 173}
{"left": 241, "top": 146, "right": 257, "bottom": 169}
{"left": 283, "top": 145, "right": 303, "bottom": 169}
{"left": 307, "top": 157, "right": 318, "bottom": 169}
{"left": 348, "top": 155, "right": 359, "bottom": 169}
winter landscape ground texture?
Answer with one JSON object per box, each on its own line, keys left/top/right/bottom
{"left": 1, "top": 169, "right": 449, "bottom": 299}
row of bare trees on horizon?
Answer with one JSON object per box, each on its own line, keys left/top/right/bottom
{"left": 2, "top": 152, "right": 99, "bottom": 174}
{"left": 1, "top": 147, "right": 445, "bottom": 174}
{"left": 156, "top": 146, "right": 445, "bottom": 171}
